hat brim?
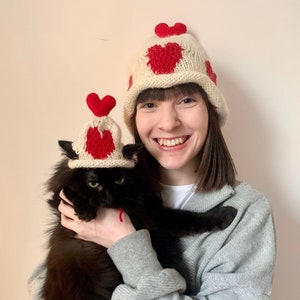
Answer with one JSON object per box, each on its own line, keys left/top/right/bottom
{"left": 68, "top": 159, "right": 135, "bottom": 169}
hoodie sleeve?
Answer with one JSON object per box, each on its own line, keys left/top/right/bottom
{"left": 27, "top": 262, "right": 46, "bottom": 300}
{"left": 196, "top": 193, "right": 276, "bottom": 299}
{"left": 107, "top": 229, "right": 196, "bottom": 300}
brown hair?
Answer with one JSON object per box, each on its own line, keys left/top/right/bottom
{"left": 130, "top": 83, "right": 236, "bottom": 192}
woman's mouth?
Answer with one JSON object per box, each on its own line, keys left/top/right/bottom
{"left": 156, "top": 136, "right": 189, "bottom": 147}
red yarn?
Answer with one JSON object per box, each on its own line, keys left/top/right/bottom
{"left": 85, "top": 127, "right": 115, "bottom": 159}
{"left": 155, "top": 22, "right": 187, "bottom": 38}
{"left": 205, "top": 61, "right": 217, "bottom": 84}
{"left": 119, "top": 208, "right": 124, "bottom": 222}
{"left": 128, "top": 75, "right": 133, "bottom": 91}
{"left": 146, "top": 42, "right": 183, "bottom": 74}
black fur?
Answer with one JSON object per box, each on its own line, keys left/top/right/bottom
{"left": 42, "top": 142, "right": 237, "bottom": 300}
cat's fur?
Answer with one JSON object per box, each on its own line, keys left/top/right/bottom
{"left": 42, "top": 141, "right": 237, "bottom": 300}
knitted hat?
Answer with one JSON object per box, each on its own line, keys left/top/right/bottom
{"left": 67, "top": 93, "right": 135, "bottom": 169}
{"left": 124, "top": 22, "right": 228, "bottom": 134}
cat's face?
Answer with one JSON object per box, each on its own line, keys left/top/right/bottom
{"left": 55, "top": 141, "right": 145, "bottom": 221}
{"left": 63, "top": 167, "right": 141, "bottom": 221}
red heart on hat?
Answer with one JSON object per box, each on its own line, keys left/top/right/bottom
{"left": 85, "top": 127, "right": 115, "bottom": 159}
{"left": 86, "top": 93, "right": 116, "bottom": 117}
{"left": 147, "top": 42, "right": 183, "bottom": 74}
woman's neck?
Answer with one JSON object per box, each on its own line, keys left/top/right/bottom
{"left": 160, "top": 166, "right": 198, "bottom": 186}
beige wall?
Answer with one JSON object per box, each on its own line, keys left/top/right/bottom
{"left": 1, "top": 1, "right": 299, "bottom": 299}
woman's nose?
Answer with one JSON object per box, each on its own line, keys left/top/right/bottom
{"left": 157, "top": 105, "right": 181, "bottom": 131}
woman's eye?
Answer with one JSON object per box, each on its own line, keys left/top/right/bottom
{"left": 145, "top": 102, "right": 155, "bottom": 108}
{"left": 140, "top": 102, "right": 155, "bottom": 109}
{"left": 87, "top": 181, "right": 100, "bottom": 189}
{"left": 115, "top": 178, "right": 125, "bottom": 185}
{"left": 137, "top": 102, "right": 156, "bottom": 110}
{"left": 182, "top": 97, "right": 194, "bottom": 104}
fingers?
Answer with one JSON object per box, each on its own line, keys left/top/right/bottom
{"left": 58, "top": 191, "right": 78, "bottom": 230}
{"left": 58, "top": 199, "right": 76, "bottom": 218}
{"left": 58, "top": 190, "right": 83, "bottom": 234}
{"left": 59, "top": 190, "right": 73, "bottom": 206}
{"left": 60, "top": 212, "right": 73, "bottom": 230}
{"left": 58, "top": 189, "right": 76, "bottom": 223}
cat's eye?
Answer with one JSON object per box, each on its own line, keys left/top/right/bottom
{"left": 87, "top": 181, "right": 100, "bottom": 189}
{"left": 115, "top": 178, "right": 125, "bottom": 185}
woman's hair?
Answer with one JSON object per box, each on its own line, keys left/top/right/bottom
{"left": 130, "top": 83, "right": 236, "bottom": 193}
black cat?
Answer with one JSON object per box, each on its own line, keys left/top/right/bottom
{"left": 42, "top": 141, "right": 237, "bottom": 300}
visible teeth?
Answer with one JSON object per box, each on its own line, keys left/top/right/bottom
{"left": 157, "top": 137, "right": 184, "bottom": 147}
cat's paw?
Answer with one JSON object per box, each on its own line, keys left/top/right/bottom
{"left": 76, "top": 208, "right": 97, "bottom": 221}
{"left": 214, "top": 206, "right": 237, "bottom": 230}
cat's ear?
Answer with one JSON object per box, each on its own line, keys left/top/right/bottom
{"left": 122, "top": 143, "right": 144, "bottom": 160}
{"left": 58, "top": 140, "right": 79, "bottom": 160}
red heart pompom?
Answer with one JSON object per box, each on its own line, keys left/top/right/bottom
{"left": 86, "top": 93, "right": 116, "bottom": 117}
{"left": 155, "top": 22, "right": 187, "bottom": 38}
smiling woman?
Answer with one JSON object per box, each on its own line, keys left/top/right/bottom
{"left": 111, "top": 22, "right": 275, "bottom": 298}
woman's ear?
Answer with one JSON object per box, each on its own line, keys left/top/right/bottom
{"left": 58, "top": 140, "right": 79, "bottom": 159}
{"left": 122, "top": 143, "right": 144, "bottom": 160}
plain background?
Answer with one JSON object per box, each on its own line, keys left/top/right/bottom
{"left": 1, "top": 1, "right": 299, "bottom": 299}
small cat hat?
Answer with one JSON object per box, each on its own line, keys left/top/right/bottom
{"left": 124, "top": 22, "right": 228, "bottom": 134}
{"left": 67, "top": 93, "right": 135, "bottom": 169}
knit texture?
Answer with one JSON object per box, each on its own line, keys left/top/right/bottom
{"left": 68, "top": 93, "right": 135, "bottom": 169}
{"left": 124, "top": 22, "right": 229, "bottom": 134}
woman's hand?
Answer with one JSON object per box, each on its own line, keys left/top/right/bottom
{"left": 58, "top": 190, "right": 136, "bottom": 248}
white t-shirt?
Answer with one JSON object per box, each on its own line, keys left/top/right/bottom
{"left": 160, "top": 183, "right": 196, "bottom": 209}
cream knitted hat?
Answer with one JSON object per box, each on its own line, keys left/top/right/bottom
{"left": 67, "top": 93, "right": 135, "bottom": 169}
{"left": 124, "top": 22, "right": 228, "bottom": 134}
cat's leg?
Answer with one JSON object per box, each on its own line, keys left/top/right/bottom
{"left": 160, "top": 206, "right": 237, "bottom": 236}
